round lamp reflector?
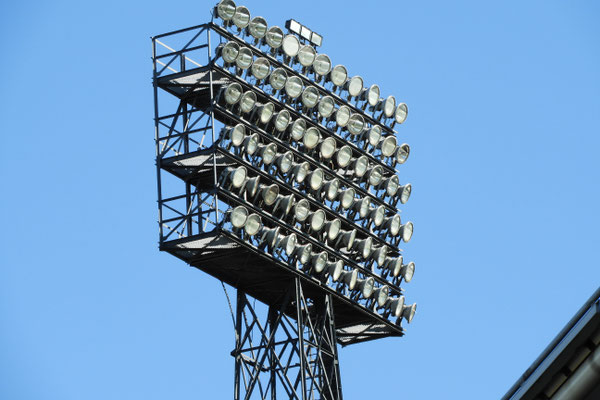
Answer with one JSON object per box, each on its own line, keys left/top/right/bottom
{"left": 380, "top": 135, "right": 397, "bottom": 157}
{"left": 224, "top": 83, "right": 243, "bottom": 105}
{"left": 318, "top": 96, "right": 335, "bottom": 118}
{"left": 282, "top": 34, "right": 300, "bottom": 57}
{"left": 308, "top": 168, "right": 324, "bottom": 191}
{"left": 274, "top": 110, "right": 291, "bottom": 132}
{"left": 325, "top": 178, "right": 340, "bottom": 201}
{"left": 347, "top": 76, "right": 363, "bottom": 97}
{"left": 285, "top": 76, "right": 303, "bottom": 98}
{"left": 231, "top": 166, "right": 247, "bottom": 188}
{"left": 244, "top": 214, "right": 262, "bottom": 236}
{"left": 265, "top": 26, "right": 284, "bottom": 49}
{"left": 313, "top": 54, "right": 332, "bottom": 76}
{"left": 243, "top": 133, "right": 259, "bottom": 155}
{"left": 233, "top": 6, "right": 250, "bottom": 28}
{"left": 396, "top": 143, "right": 410, "bottom": 164}
{"left": 298, "top": 45, "right": 316, "bottom": 67}
{"left": 221, "top": 41, "right": 240, "bottom": 63}
{"left": 229, "top": 124, "right": 245, "bottom": 146}
{"left": 290, "top": 119, "right": 306, "bottom": 141}
{"left": 230, "top": 205, "right": 248, "bottom": 228}
{"left": 335, "top": 105, "right": 351, "bottom": 127}
{"left": 293, "top": 162, "right": 310, "bottom": 183}
{"left": 312, "top": 251, "right": 328, "bottom": 273}
{"left": 340, "top": 188, "right": 355, "bottom": 210}
{"left": 368, "top": 126, "right": 382, "bottom": 147}
{"left": 347, "top": 113, "right": 365, "bottom": 136}
{"left": 395, "top": 103, "right": 408, "bottom": 124}
{"left": 388, "top": 215, "right": 402, "bottom": 237}
{"left": 330, "top": 64, "right": 348, "bottom": 87}
{"left": 327, "top": 219, "right": 341, "bottom": 241}
{"left": 248, "top": 16, "right": 268, "bottom": 39}
{"left": 401, "top": 221, "right": 414, "bottom": 242}
{"left": 368, "top": 165, "right": 383, "bottom": 187}
{"left": 277, "top": 151, "right": 294, "bottom": 173}
{"left": 399, "top": 184, "right": 412, "bottom": 204}
{"left": 301, "top": 86, "right": 319, "bottom": 108}
{"left": 303, "top": 127, "right": 320, "bottom": 149}
{"left": 384, "top": 95, "right": 396, "bottom": 118}
{"left": 261, "top": 143, "right": 277, "bottom": 165}
{"left": 235, "top": 47, "right": 253, "bottom": 70}
{"left": 386, "top": 175, "right": 400, "bottom": 197}
{"left": 240, "top": 91, "right": 257, "bottom": 114}
{"left": 269, "top": 68, "right": 287, "bottom": 90}
{"left": 403, "top": 261, "right": 415, "bottom": 283}
{"left": 320, "top": 137, "right": 336, "bottom": 159}
{"left": 336, "top": 145, "right": 352, "bottom": 167}
{"left": 262, "top": 184, "right": 279, "bottom": 206}
{"left": 372, "top": 205, "right": 386, "bottom": 227}
{"left": 216, "top": 0, "right": 236, "bottom": 21}
{"left": 259, "top": 103, "right": 275, "bottom": 124}
{"left": 294, "top": 199, "right": 310, "bottom": 221}
{"left": 310, "top": 210, "right": 326, "bottom": 232}
{"left": 353, "top": 155, "right": 369, "bottom": 177}
{"left": 367, "top": 84, "right": 380, "bottom": 107}
{"left": 251, "top": 57, "right": 271, "bottom": 80}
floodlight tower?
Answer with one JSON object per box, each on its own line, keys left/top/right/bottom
{"left": 152, "top": 1, "right": 416, "bottom": 398}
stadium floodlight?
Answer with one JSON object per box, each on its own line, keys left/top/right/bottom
{"left": 353, "top": 236, "right": 373, "bottom": 259}
{"left": 310, "top": 209, "right": 326, "bottom": 232}
{"left": 256, "top": 142, "right": 278, "bottom": 165}
{"left": 329, "top": 65, "right": 348, "bottom": 88}
{"left": 335, "top": 105, "right": 351, "bottom": 128}
{"left": 289, "top": 118, "right": 306, "bottom": 141}
{"left": 303, "top": 126, "right": 321, "bottom": 149}
{"left": 324, "top": 218, "right": 341, "bottom": 241}
{"left": 367, "top": 165, "right": 384, "bottom": 187}
{"left": 364, "top": 84, "right": 380, "bottom": 108}
{"left": 244, "top": 213, "right": 262, "bottom": 236}
{"left": 322, "top": 178, "right": 340, "bottom": 201}
{"left": 395, "top": 103, "right": 408, "bottom": 125}
{"left": 380, "top": 175, "right": 400, "bottom": 197}
{"left": 384, "top": 296, "right": 405, "bottom": 318}
{"left": 318, "top": 96, "right": 335, "bottom": 119}
{"left": 383, "top": 214, "right": 402, "bottom": 237}
{"left": 235, "top": 47, "right": 253, "bottom": 70}
{"left": 301, "top": 86, "right": 320, "bottom": 108}
{"left": 251, "top": 57, "right": 271, "bottom": 80}
{"left": 221, "top": 166, "right": 247, "bottom": 189}
{"left": 352, "top": 197, "right": 371, "bottom": 219}
{"left": 306, "top": 168, "right": 325, "bottom": 191}
{"left": 297, "top": 45, "right": 316, "bottom": 68}
{"left": 400, "top": 261, "right": 415, "bottom": 283}
{"left": 336, "top": 229, "right": 357, "bottom": 251}
{"left": 230, "top": 205, "right": 249, "bottom": 228}
{"left": 324, "top": 260, "right": 343, "bottom": 281}
{"left": 285, "top": 76, "right": 304, "bottom": 98}
{"left": 339, "top": 269, "right": 358, "bottom": 290}
{"left": 397, "top": 184, "right": 412, "bottom": 204}
{"left": 371, "top": 244, "right": 388, "bottom": 266}
{"left": 265, "top": 26, "right": 284, "bottom": 49}
{"left": 291, "top": 161, "right": 310, "bottom": 183}
{"left": 346, "top": 76, "right": 363, "bottom": 99}
{"left": 369, "top": 205, "right": 386, "bottom": 227}
{"left": 277, "top": 233, "right": 297, "bottom": 256}
{"left": 352, "top": 155, "right": 369, "bottom": 178}
{"left": 239, "top": 91, "right": 257, "bottom": 114}
{"left": 313, "top": 54, "right": 332, "bottom": 77}
{"left": 269, "top": 67, "right": 287, "bottom": 91}
{"left": 320, "top": 137, "right": 337, "bottom": 160}
{"left": 355, "top": 277, "right": 375, "bottom": 298}
{"left": 339, "top": 188, "right": 356, "bottom": 210}
{"left": 248, "top": 16, "right": 268, "bottom": 39}
{"left": 383, "top": 95, "right": 396, "bottom": 118}
{"left": 365, "top": 125, "right": 382, "bottom": 149}
{"left": 257, "top": 102, "right": 275, "bottom": 124}
{"left": 233, "top": 6, "right": 251, "bottom": 29}
{"left": 335, "top": 145, "right": 353, "bottom": 168}
{"left": 273, "top": 110, "right": 292, "bottom": 132}
{"left": 275, "top": 151, "right": 294, "bottom": 173}
{"left": 311, "top": 251, "right": 328, "bottom": 272}
{"left": 372, "top": 285, "right": 389, "bottom": 307}
{"left": 399, "top": 221, "right": 414, "bottom": 243}
{"left": 347, "top": 113, "right": 365, "bottom": 136}
{"left": 382, "top": 256, "right": 403, "bottom": 277}
{"left": 224, "top": 123, "right": 246, "bottom": 147}
{"left": 260, "top": 226, "right": 280, "bottom": 248}
{"left": 241, "top": 133, "right": 259, "bottom": 156}
{"left": 379, "top": 135, "right": 398, "bottom": 158}
{"left": 282, "top": 34, "right": 301, "bottom": 58}
{"left": 294, "top": 198, "right": 311, "bottom": 222}
{"left": 401, "top": 303, "right": 417, "bottom": 323}
{"left": 216, "top": 0, "right": 236, "bottom": 22}
{"left": 219, "top": 41, "right": 240, "bottom": 64}
{"left": 243, "top": 176, "right": 260, "bottom": 197}
{"left": 274, "top": 194, "right": 295, "bottom": 216}
{"left": 258, "top": 183, "right": 279, "bottom": 206}
{"left": 395, "top": 143, "right": 411, "bottom": 164}
{"left": 294, "top": 243, "right": 313, "bottom": 264}
{"left": 223, "top": 83, "right": 243, "bottom": 105}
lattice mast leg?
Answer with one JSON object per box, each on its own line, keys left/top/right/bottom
{"left": 232, "top": 277, "right": 343, "bottom": 400}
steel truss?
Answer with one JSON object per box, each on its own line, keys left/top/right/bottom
{"left": 232, "top": 279, "right": 342, "bottom": 400}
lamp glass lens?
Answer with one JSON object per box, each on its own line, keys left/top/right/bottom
{"left": 395, "top": 103, "right": 408, "bottom": 124}
{"left": 298, "top": 45, "right": 316, "bottom": 67}
{"left": 326, "top": 179, "right": 340, "bottom": 200}
{"left": 330, "top": 65, "right": 347, "bottom": 87}
{"left": 362, "top": 277, "right": 374, "bottom": 298}
{"left": 282, "top": 34, "right": 300, "bottom": 57}
{"left": 263, "top": 184, "right": 279, "bottom": 205}
{"left": 313, "top": 54, "right": 332, "bottom": 75}
{"left": 236, "top": 48, "right": 253, "bottom": 69}
{"left": 231, "top": 206, "right": 248, "bottom": 228}
{"left": 335, "top": 106, "right": 351, "bottom": 127}
{"left": 361, "top": 237, "right": 373, "bottom": 259}
{"left": 336, "top": 145, "right": 352, "bottom": 167}
{"left": 233, "top": 6, "right": 250, "bottom": 28}
{"left": 266, "top": 26, "right": 284, "bottom": 48}
{"left": 240, "top": 91, "right": 257, "bottom": 114}
{"left": 341, "top": 188, "right": 355, "bottom": 209}
{"left": 377, "top": 285, "right": 389, "bottom": 307}
{"left": 384, "top": 95, "right": 396, "bottom": 117}
{"left": 368, "top": 84, "right": 380, "bottom": 106}
{"left": 320, "top": 137, "right": 336, "bottom": 159}
{"left": 347, "top": 113, "right": 365, "bottom": 136}
{"left": 294, "top": 199, "right": 310, "bottom": 221}
{"left": 259, "top": 103, "right": 275, "bottom": 124}
{"left": 381, "top": 135, "right": 397, "bottom": 157}
{"left": 314, "top": 252, "right": 327, "bottom": 272}
{"left": 348, "top": 76, "right": 363, "bottom": 97}
{"left": 244, "top": 134, "right": 259, "bottom": 155}
{"left": 400, "top": 184, "right": 412, "bottom": 204}
{"left": 404, "top": 261, "right": 415, "bottom": 282}
{"left": 327, "top": 219, "right": 341, "bottom": 240}
{"left": 224, "top": 83, "right": 242, "bottom": 105}
{"left": 354, "top": 155, "right": 368, "bottom": 177}
{"left": 222, "top": 42, "right": 240, "bottom": 63}
{"left": 393, "top": 296, "right": 405, "bottom": 318}
{"left": 249, "top": 16, "right": 267, "bottom": 39}
{"left": 396, "top": 143, "right": 410, "bottom": 164}
{"left": 230, "top": 124, "right": 245, "bottom": 146}
{"left": 295, "top": 162, "right": 310, "bottom": 183}
{"left": 301, "top": 87, "right": 319, "bottom": 108}
{"left": 368, "top": 166, "right": 383, "bottom": 186}
{"left": 310, "top": 210, "right": 326, "bottom": 231}
{"left": 368, "top": 126, "right": 382, "bottom": 147}
{"left": 262, "top": 143, "right": 277, "bottom": 164}
{"left": 386, "top": 175, "right": 399, "bottom": 197}
{"left": 269, "top": 68, "right": 287, "bottom": 90}
{"left": 251, "top": 57, "right": 270, "bottom": 80}
{"left": 373, "top": 206, "right": 385, "bottom": 226}
{"left": 299, "top": 244, "right": 312, "bottom": 264}
{"left": 359, "top": 198, "right": 371, "bottom": 218}
{"left": 217, "top": 0, "right": 236, "bottom": 20}
{"left": 318, "top": 96, "right": 335, "bottom": 118}
{"left": 231, "top": 167, "right": 247, "bottom": 188}
{"left": 244, "top": 214, "right": 262, "bottom": 236}
{"left": 285, "top": 76, "right": 303, "bottom": 98}
{"left": 402, "top": 221, "right": 414, "bottom": 242}
{"left": 284, "top": 234, "right": 297, "bottom": 256}
{"left": 309, "top": 168, "right": 324, "bottom": 190}
{"left": 290, "top": 119, "right": 306, "bottom": 141}
{"left": 274, "top": 110, "right": 291, "bottom": 132}
{"left": 278, "top": 152, "right": 293, "bottom": 173}
{"left": 389, "top": 215, "right": 401, "bottom": 236}
{"left": 303, "top": 127, "right": 320, "bottom": 149}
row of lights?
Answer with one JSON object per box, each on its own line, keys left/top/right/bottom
{"left": 227, "top": 204, "right": 416, "bottom": 323}
{"left": 214, "top": 2, "right": 408, "bottom": 128}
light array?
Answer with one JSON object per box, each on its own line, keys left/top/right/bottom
{"left": 209, "top": 0, "right": 416, "bottom": 328}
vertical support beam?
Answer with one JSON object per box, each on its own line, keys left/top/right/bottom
{"left": 152, "top": 37, "right": 164, "bottom": 243}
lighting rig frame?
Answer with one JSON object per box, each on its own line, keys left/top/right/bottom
{"left": 152, "top": 2, "right": 416, "bottom": 398}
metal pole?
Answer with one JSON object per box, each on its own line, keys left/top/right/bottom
{"left": 152, "top": 37, "right": 164, "bottom": 243}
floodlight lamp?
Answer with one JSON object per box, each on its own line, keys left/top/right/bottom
{"left": 242, "top": 133, "right": 259, "bottom": 155}
{"left": 260, "top": 226, "right": 280, "bottom": 248}
{"left": 223, "top": 83, "right": 243, "bottom": 105}
{"left": 401, "top": 303, "right": 417, "bottom": 323}
{"left": 313, "top": 54, "right": 332, "bottom": 76}
{"left": 269, "top": 67, "right": 287, "bottom": 91}
{"left": 335, "top": 145, "right": 353, "bottom": 168}
{"left": 291, "top": 161, "right": 310, "bottom": 183}
{"left": 383, "top": 256, "right": 403, "bottom": 277}
{"left": 381, "top": 175, "right": 399, "bottom": 197}
{"left": 366, "top": 84, "right": 380, "bottom": 107}
{"left": 294, "top": 198, "right": 310, "bottom": 221}
{"left": 275, "top": 151, "right": 294, "bottom": 173}
{"left": 356, "top": 277, "right": 375, "bottom": 298}
{"left": 339, "top": 188, "right": 356, "bottom": 210}
{"left": 257, "top": 142, "right": 277, "bottom": 165}
{"left": 274, "top": 194, "right": 295, "bottom": 216}
{"left": 318, "top": 96, "right": 335, "bottom": 119}
{"left": 352, "top": 155, "right": 369, "bottom": 177}
{"left": 367, "top": 126, "right": 382, "bottom": 148}
{"left": 251, "top": 57, "right": 271, "bottom": 80}
{"left": 220, "top": 41, "right": 240, "bottom": 64}
{"left": 347, "top": 113, "right": 365, "bottom": 136}
{"left": 379, "top": 135, "right": 397, "bottom": 158}
{"left": 335, "top": 105, "right": 351, "bottom": 128}
{"left": 226, "top": 124, "right": 246, "bottom": 146}
{"left": 273, "top": 110, "right": 291, "bottom": 132}
{"left": 248, "top": 16, "right": 268, "bottom": 39}
{"left": 243, "top": 176, "right": 260, "bottom": 197}
{"left": 235, "top": 47, "right": 253, "bottom": 70}
{"left": 396, "top": 143, "right": 410, "bottom": 164}
{"left": 310, "top": 209, "right": 326, "bottom": 232}
{"left": 325, "top": 260, "right": 344, "bottom": 281}
{"left": 323, "top": 178, "right": 340, "bottom": 201}
{"left": 395, "top": 103, "right": 408, "bottom": 124}
{"left": 400, "top": 221, "right": 414, "bottom": 243}
{"left": 294, "top": 243, "right": 313, "bottom": 264}
{"left": 346, "top": 76, "right": 363, "bottom": 98}
{"left": 258, "top": 102, "right": 275, "bottom": 124}
{"left": 311, "top": 251, "right": 328, "bottom": 273}
{"left": 278, "top": 233, "right": 297, "bottom": 256}
{"left": 370, "top": 205, "right": 386, "bottom": 227}
{"left": 339, "top": 269, "right": 358, "bottom": 290}
{"left": 282, "top": 34, "right": 301, "bottom": 57}
{"left": 233, "top": 6, "right": 250, "bottom": 29}
{"left": 371, "top": 244, "right": 388, "bottom": 266}
{"left": 398, "top": 184, "right": 412, "bottom": 204}
{"left": 307, "top": 168, "right": 324, "bottom": 191}
{"left": 300, "top": 26, "right": 311, "bottom": 40}
{"left": 303, "top": 127, "right": 321, "bottom": 150}
{"left": 352, "top": 197, "right": 371, "bottom": 218}
{"left": 324, "top": 218, "right": 341, "bottom": 241}
{"left": 301, "top": 86, "right": 320, "bottom": 108}
{"left": 337, "top": 229, "right": 357, "bottom": 251}
{"left": 311, "top": 33, "right": 323, "bottom": 47}
{"left": 354, "top": 236, "right": 373, "bottom": 259}
{"left": 230, "top": 205, "right": 249, "bottom": 228}
{"left": 383, "top": 95, "right": 396, "bottom": 118}
{"left": 285, "top": 76, "right": 303, "bottom": 98}
{"left": 329, "top": 65, "right": 348, "bottom": 87}
{"left": 297, "top": 45, "right": 316, "bottom": 67}
{"left": 216, "top": 0, "right": 236, "bottom": 21}
{"left": 373, "top": 285, "right": 389, "bottom": 307}
{"left": 239, "top": 91, "right": 257, "bottom": 114}
{"left": 320, "top": 137, "right": 337, "bottom": 160}
{"left": 244, "top": 213, "right": 262, "bottom": 236}
{"left": 290, "top": 118, "right": 306, "bottom": 141}
{"left": 401, "top": 261, "right": 415, "bottom": 283}
{"left": 222, "top": 166, "right": 247, "bottom": 189}
{"left": 260, "top": 183, "right": 279, "bottom": 206}
{"left": 265, "top": 26, "right": 284, "bottom": 49}
{"left": 386, "top": 296, "right": 405, "bottom": 318}
{"left": 385, "top": 214, "right": 402, "bottom": 237}
{"left": 286, "top": 19, "right": 301, "bottom": 34}
{"left": 367, "top": 165, "right": 384, "bottom": 187}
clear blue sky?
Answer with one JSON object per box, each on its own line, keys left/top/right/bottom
{"left": 1, "top": 1, "right": 599, "bottom": 399}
